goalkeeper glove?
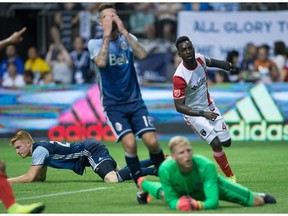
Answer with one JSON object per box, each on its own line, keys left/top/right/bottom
{"left": 177, "top": 196, "right": 204, "bottom": 211}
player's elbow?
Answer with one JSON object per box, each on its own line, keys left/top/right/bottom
{"left": 94, "top": 57, "right": 107, "bottom": 68}
{"left": 175, "top": 106, "right": 184, "bottom": 114}
{"left": 137, "top": 52, "right": 147, "bottom": 60}
{"left": 95, "top": 60, "right": 107, "bottom": 68}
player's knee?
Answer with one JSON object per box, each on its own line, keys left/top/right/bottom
{"left": 103, "top": 171, "right": 119, "bottom": 183}
{"left": 142, "top": 132, "right": 160, "bottom": 151}
{"left": 221, "top": 139, "right": 231, "bottom": 147}
{"left": 210, "top": 137, "right": 222, "bottom": 151}
{"left": 121, "top": 135, "right": 137, "bottom": 154}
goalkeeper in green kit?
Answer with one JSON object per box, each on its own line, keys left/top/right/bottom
{"left": 137, "top": 136, "right": 276, "bottom": 211}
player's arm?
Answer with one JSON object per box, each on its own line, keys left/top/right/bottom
{"left": 113, "top": 15, "right": 147, "bottom": 60}
{"left": 0, "top": 27, "right": 26, "bottom": 51}
{"left": 173, "top": 76, "right": 219, "bottom": 121}
{"left": 205, "top": 57, "right": 233, "bottom": 72}
{"left": 200, "top": 163, "right": 219, "bottom": 209}
{"left": 93, "top": 14, "right": 113, "bottom": 68}
{"left": 158, "top": 165, "right": 181, "bottom": 210}
{"left": 8, "top": 165, "right": 47, "bottom": 183}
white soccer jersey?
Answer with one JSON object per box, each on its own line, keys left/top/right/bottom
{"left": 172, "top": 53, "right": 214, "bottom": 111}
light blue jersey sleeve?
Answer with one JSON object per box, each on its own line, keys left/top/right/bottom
{"left": 32, "top": 146, "right": 49, "bottom": 166}
{"left": 88, "top": 39, "right": 102, "bottom": 60}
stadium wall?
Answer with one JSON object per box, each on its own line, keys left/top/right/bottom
{"left": 0, "top": 83, "right": 287, "bottom": 142}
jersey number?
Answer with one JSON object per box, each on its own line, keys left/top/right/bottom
{"left": 50, "top": 141, "right": 71, "bottom": 148}
{"left": 142, "top": 116, "right": 153, "bottom": 127}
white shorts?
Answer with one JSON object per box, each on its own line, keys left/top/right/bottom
{"left": 184, "top": 107, "right": 231, "bottom": 144}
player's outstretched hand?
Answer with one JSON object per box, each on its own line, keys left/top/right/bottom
{"left": 6, "top": 27, "right": 27, "bottom": 45}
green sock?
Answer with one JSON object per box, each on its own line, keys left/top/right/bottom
{"left": 141, "top": 180, "right": 163, "bottom": 200}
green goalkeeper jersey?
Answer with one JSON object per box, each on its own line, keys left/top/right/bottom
{"left": 159, "top": 154, "right": 254, "bottom": 210}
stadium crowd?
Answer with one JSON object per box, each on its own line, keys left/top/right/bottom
{"left": 0, "top": 2, "right": 287, "bottom": 88}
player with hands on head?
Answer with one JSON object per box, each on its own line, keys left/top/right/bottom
{"left": 172, "top": 36, "right": 236, "bottom": 182}
{"left": 137, "top": 136, "right": 276, "bottom": 211}
{"left": 88, "top": 4, "right": 165, "bottom": 204}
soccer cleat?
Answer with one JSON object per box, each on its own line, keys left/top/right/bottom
{"left": 137, "top": 188, "right": 150, "bottom": 204}
{"left": 259, "top": 193, "right": 277, "bottom": 204}
{"left": 227, "top": 175, "right": 236, "bottom": 183}
{"left": 7, "top": 202, "right": 45, "bottom": 214}
{"left": 136, "top": 177, "right": 151, "bottom": 204}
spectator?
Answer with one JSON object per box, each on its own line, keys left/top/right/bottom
{"left": 38, "top": 71, "right": 56, "bottom": 86}
{"left": 2, "top": 62, "right": 25, "bottom": 88}
{"left": 23, "top": 70, "right": 34, "bottom": 85}
{"left": 154, "top": 3, "right": 184, "bottom": 42}
{"left": 184, "top": 3, "right": 212, "bottom": 11}
{"left": 47, "top": 25, "right": 62, "bottom": 61}
{"left": 214, "top": 70, "right": 230, "bottom": 84}
{"left": 45, "top": 43, "right": 72, "bottom": 84}
{"left": 283, "top": 48, "right": 288, "bottom": 82}
{"left": 167, "top": 51, "right": 182, "bottom": 83}
{"left": 54, "top": 3, "right": 84, "bottom": 51}
{"left": 69, "top": 36, "right": 94, "bottom": 84}
{"left": 210, "top": 3, "right": 239, "bottom": 11}
{"left": 273, "top": 41, "right": 287, "bottom": 81}
{"left": 83, "top": 3, "right": 103, "bottom": 39}
{"left": 24, "top": 46, "right": 51, "bottom": 84}
{"left": 129, "top": 3, "right": 155, "bottom": 37}
{"left": 240, "top": 42, "right": 257, "bottom": 72}
{"left": 253, "top": 44, "right": 280, "bottom": 83}
{"left": 137, "top": 23, "right": 173, "bottom": 84}
{"left": 226, "top": 50, "right": 241, "bottom": 82}
{"left": 0, "top": 45, "right": 24, "bottom": 83}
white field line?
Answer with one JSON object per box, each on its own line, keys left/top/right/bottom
{"left": 15, "top": 187, "right": 111, "bottom": 201}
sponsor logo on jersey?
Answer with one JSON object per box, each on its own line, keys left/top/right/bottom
{"left": 109, "top": 53, "right": 128, "bottom": 66}
{"left": 223, "top": 84, "right": 288, "bottom": 141}
{"left": 190, "top": 77, "right": 206, "bottom": 90}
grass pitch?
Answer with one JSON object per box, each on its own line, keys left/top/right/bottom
{"left": 0, "top": 140, "right": 287, "bottom": 214}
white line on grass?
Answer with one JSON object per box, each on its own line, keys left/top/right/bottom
{"left": 16, "top": 187, "right": 111, "bottom": 201}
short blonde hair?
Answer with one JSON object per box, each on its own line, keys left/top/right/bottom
{"left": 10, "top": 130, "right": 33, "bottom": 146}
{"left": 168, "top": 136, "right": 191, "bottom": 153}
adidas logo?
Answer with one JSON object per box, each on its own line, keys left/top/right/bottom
{"left": 223, "top": 84, "right": 288, "bottom": 141}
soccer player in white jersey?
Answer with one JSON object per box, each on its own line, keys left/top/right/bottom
{"left": 172, "top": 36, "right": 236, "bottom": 183}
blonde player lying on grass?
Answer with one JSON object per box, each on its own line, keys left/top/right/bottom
{"left": 137, "top": 136, "right": 276, "bottom": 211}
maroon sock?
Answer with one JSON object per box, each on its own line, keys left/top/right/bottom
{"left": 0, "top": 174, "right": 16, "bottom": 209}
{"left": 213, "top": 150, "right": 234, "bottom": 177}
